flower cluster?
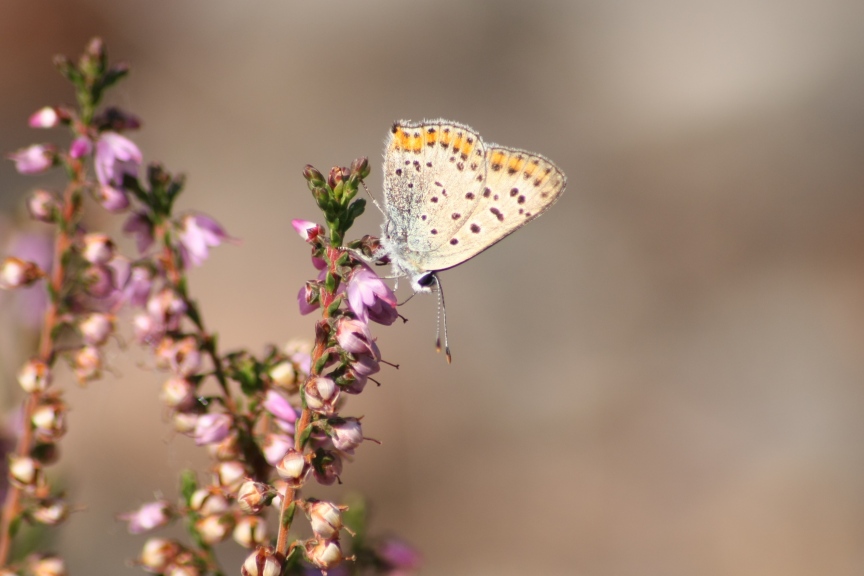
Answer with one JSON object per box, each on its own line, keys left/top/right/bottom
{"left": 0, "top": 39, "right": 419, "bottom": 576}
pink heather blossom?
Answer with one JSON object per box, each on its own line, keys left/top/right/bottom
{"left": 335, "top": 317, "right": 380, "bottom": 359}
{"left": 69, "top": 136, "right": 92, "bottom": 159}
{"left": 122, "top": 211, "right": 155, "bottom": 254}
{"left": 291, "top": 219, "right": 324, "bottom": 243}
{"left": 377, "top": 538, "right": 422, "bottom": 575}
{"left": 81, "top": 233, "right": 115, "bottom": 265}
{"left": 28, "top": 107, "right": 59, "bottom": 128}
{"left": 27, "top": 190, "right": 59, "bottom": 222}
{"left": 328, "top": 418, "right": 364, "bottom": 453}
{"left": 193, "top": 413, "right": 232, "bottom": 446}
{"left": 178, "top": 214, "right": 232, "bottom": 267}
{"left": 119, "top": 500, "right": 173, "bottom": 534}
{"left": 8, "top": 144, "right": 55, "bottom": 174}
{"left": 94, "top": 185, "right": 130, "bottom": 213}
{"left": 94, "top": 131, "right": 141, "bottom": 187}
{"left": 262, "top": 433, "right": 293, "bottom": 466}
{"left": 125, "top": 266, "right": 154, "bottom": 307}
{"left": 347, "top": 264, "right": 398, "bottom": 325}
{"left": 263, "top": 389, "right": 299, "bottom": 428}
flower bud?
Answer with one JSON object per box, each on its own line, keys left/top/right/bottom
{"left": 189, "top": 488, "right": 230, "bottom": 515}
{"left": 241, "top": 547, "right": 283, "bottom": 576}
{"left": 139, "top": 538, "right": 181, "bottom": 573}
{"left": 69, "top": 136, "right": 92, "bottom": 159}
{"left": 269, "top": 360, "right": 296, "bottom": 388}
{"left": 32, "top": 400, "right": 67, "bottom": 443}
{"left": 73, "top": 345, "right": 102, "bottom": 383}
{"left": 335, "top": 317, "right": 380, "bottom": 359}
{"left": 262, "top": 433, "right": 293, "bottom": 466}
{"left": 28, "top": 107, "right": 60, "bottom": 129}
{"left": 215, "top": 461, "right": 246, "bottom": 492}
{"left": 350, "top": 156, "right": 370, "bottom": 179}
{"left": 328, "top": 418, "right": 364, "bottom": 453}
{"left": 119, "top": 500, "right": 173, "bottom": 534}
{"left": 233, "top": 516, "right": 268, "bottom": 548}
{"left": 193, "top": 413, "right": 231, "bottom": 446}
{"left": 237, "top": 481, "right": 275, "bottom": 514}
{"left": 195, "top": 514, "right": 234, "bottom": 545}
{"left": 94, "top": 185, "right": 130, "bottom": 213}
{"left": 304, "top": 376, "right": 339, "bottom": 415}
{"left": 263, "top": 389, "right": 298, "bottom": 426}
{"left": 305, "top": 538, "right": 344, "bottom": 571}
{"left": 0, "top": 257, "right": 44, "bottom": 289}
{"left": 78, "top": 313, "right": 114, "bottom": 346}
{"left": 32, "top": 497, "right": 69, "bottom": 525}
{"left": 275, "top": 449, "right": 309, "bottom": 487}
{"left": 27, "top": 190, "right": 59, "bottom": 222}
{"left": 9, "top": 455, "right": 40, "bottom": 487}
{"left": 8, "top": 144, "right": 55, "bottom": 174}
{"left": 18, "top": 358, "right": 51, "bottom": 393}
{"left": 302, "top": 165, "right": 325, "bottom": 186}
{"left": 291, "top": 219, "right": 324, "bottom": 243}
{"left": 306, "top": 500, "right": 347, "bottom": 539}
{"left": 81, "top": 233, "right": 115, "bottom": 265}
{"left": 160, "top": 377, "right": 196, "bottom": 410}
{"left": 30, "top": 555, "right": 65, "bottom": 576}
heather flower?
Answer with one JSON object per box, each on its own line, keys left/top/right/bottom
{"left": 189, "top": 488, "right": 230, "bottom": 515}
{"left": 298, "top": 281, "right": 322, "bottom": 315}
{"left": 133, "top": 312, "right": 163, "bottom": 345}
{"left": 8, "top": 144, "right": 55, "bottom": 174}
{"left": 291, "top": 219, "right": 324, "bottom": 243}
{"left": 30, "top": 555, "right": 66, "bottom": 576}
{"left": 27, "top": 190, "right": 60, "bottom": 222}
{"left": 9, "top": 455, "right": 40, "bottom": 487}
{"left": 276, "top": 449, "right": 310, "bottom": 487}
{"left": 241, "top": 547, "right": 283, "bottom": 576}
{"left": 215, "top": 461, "right": 246, "bottom": 492}
{"left": 232, "top": 516, "right": 269, "bottom": 548}
{"left": 139, "top": 538, "right": 181, "bottom": 573}
{"left": 32, "top": 401, "right": 67, "bottom": 442}
{"left": 335, "top": 317, "right": 380, "bottom": 359}
{"left": 94, "top": 131, "right": 141, "bottom": 187}
{"left": 94, "top": 185, "right": 130, "bottom": 213}
{"left": 311, "top": 450, "right": 342, "bottom": 486}
{"left": 147, "top": 288, "right": 187, "bottom": 332}
{"left": 347, "top": 264, "right": 398, "bottom": 325}
{"left": 269, "top": 360, "right": 296, "bottom": 388}
{"left": 32, "top": 498, "right": 69, "bottom": 525}
{"left": 285, "top": 339, "right": 313, "bottom": 377}
{"left": 78, "top": 313, "right": 115, "bottom": 346}
{"left": 237, "top": 481, "right": 277, "bottom": 514}
{"left": 328, "top": 418, "right": 364, "bottom": 454}
{"left": 177, "top": 213, "right": 232, "bottom": 267}
{"left": 123, "top": 211, "right": 155, "bottom": 254}
{"left": 69, "top": 136, "right": 92, "bottom": 159}
{"left": 28, "top": 107, "right": 59, "bottom": 128}
{"left": 0, "top": 257, "right": 44, "bottom": 289}
{"left": 125, "top": 266, "right": 155, "bottom": 307}
{"left": 262, "top": 433, "right": 294, "bottom": 466}
{"left": 5, "top": 232, "right": 52, "bottom": 326}
{"left": 73, "top": 345, "right": 102, "bottom": 383}
{"left": 304, "top": 376, "right": 339, "bottom": 415}
{"left": 18, "top": 359, "right": 51, "bottom": 393}
{"left": 195, "top": 514, "right": 234, "bottom": 545}
{"left": 193, "top": 413, "right": 232, "bottom": 446}
{"left": 159, "top": 377, "right": 197, "bottom": 410}
{"left": 304, "top": 538, "right": 344, "bottom": 572}
{"left": 306, "top": 500, "right": 347, "bottom": 539}
{"left": 376, "top": 537, "right": 422, "bottom": 575}
{"left": 263, "top": 389, "right": 299, "bottom": 429}
{"left": 119, "top": 500, "right": 174, "bottom": 534}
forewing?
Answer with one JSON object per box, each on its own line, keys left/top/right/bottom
{"left": 415, "top": 144, "right": 566, "bottom": 271}
{"left": 382, "top": 120, "right": 487, "bottom": 252}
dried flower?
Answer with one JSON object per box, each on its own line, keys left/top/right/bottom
{"left": 237, "top": 481, "right": 276, "bottom": 514}
{"left": 304, "top": 538, "right": 345, "bottom": 572}
{"left": 241, "top": 547, "right": 283, "bottom": 576}
{"left": 306, "top": 500, "right": 347, "bottom": 539}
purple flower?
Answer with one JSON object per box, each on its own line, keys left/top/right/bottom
{"left": 124, "top": 266, "right": 154, "bottom": 308}
{"left": 94, "top": 185, "right": 130, "bottom": 213}
{"left": 328, "top": 418, "right": 364, "bottom": 453}
{"left": 122, "top": 212, "right": 155, "bottom": 254}
{"left": 291, "top": 219, "right": 324, "bottom": 243}
{"left": 262, "top": 433, "right": 294, "bottom": 466}
{"left": 95, "top": 132, "right": 141, "bottom": 187}
{"left": 377, "top": 538, "right": 422, "bottom": 575}
{"left": 69, "top": 136, "right": 92, "bottom": 159}
{"left": 263, "top": 389, "right": 299, "bottom": 430}
{"left": 178, "top": 213, "right": 232, "bottom": 267}
{"left": 119, "top": 500, "right": 173, "bottom": 534}
{"left": 193, "top": 413, "right": 232, "bottom": 446}
{"left": 347, "top": 264, "right": 398, "bottom": 325}
{"left": 8, "top": 144, "right": 55, "bottom": 174}
{"left": 335, "top": 317, "right": 380, "bottom": 359}
{"left": 28, "top": 107, "right": 59, "bottom": 129}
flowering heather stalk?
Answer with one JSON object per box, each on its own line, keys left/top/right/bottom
{"left": 1, "top": 38, "right": 419, "bottom": 576}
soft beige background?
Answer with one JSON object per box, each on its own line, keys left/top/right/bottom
{"left": 1, "top": 1, "right": 864, "bottom": 575}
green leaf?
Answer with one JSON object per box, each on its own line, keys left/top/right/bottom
{"left": 180, "top": 469, "right": 198, "bottom": 504}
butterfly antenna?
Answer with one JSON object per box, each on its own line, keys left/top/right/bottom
{"left": 432, "top": 273, "right": 451, "bottom": 363}
{"left": 361, "top": 180, "right": 386, "bottom": 217}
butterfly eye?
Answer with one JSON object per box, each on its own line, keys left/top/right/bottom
{"left": 417, "top": 273, "right": 436, "bottom": 288}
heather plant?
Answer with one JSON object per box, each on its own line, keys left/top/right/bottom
{"left": 0, "top": 39, "right": 418, "bottom": 576}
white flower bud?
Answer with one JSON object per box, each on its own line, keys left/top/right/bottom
{"left": 81, "top": 233, "right": 115, "bottom": 265}
{"left": 276, "top": 449, "right": 309, "bottom": 487}
{"left": 307, "top": 500, "right": 347, "bottom": 539}
{"left": 305, "top": 538, "right": 344, "bottom": 571}
{"left": 233, "top": 516, "right": 269, "bottom": 548}
{"left": 241, "top": 547, "right": 283, "bottom": 576}
{"left": 18, "top": 358, "right": 51, "bottom": 393}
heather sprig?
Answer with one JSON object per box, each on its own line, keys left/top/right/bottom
{"left": 0, "top": 38, "right": 418, "bottom": 576}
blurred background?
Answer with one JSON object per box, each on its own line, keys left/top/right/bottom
{"left": 1, "top": 1, "right": 864, "bottom": 575}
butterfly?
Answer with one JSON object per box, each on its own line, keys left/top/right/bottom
{"left": 374, "top": 119, "right": 566, "bottom": 361}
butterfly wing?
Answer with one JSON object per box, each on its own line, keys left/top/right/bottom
{"left": 382, "top": 120, "right": 488, "bottom": 254}
{"left": 412, "top": 144, "right": 566, "bottom": 272}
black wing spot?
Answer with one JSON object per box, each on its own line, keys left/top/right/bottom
{"left": 451, "top": 213, "right": 461, "bottom": 220}
{"left": 449, "top": 238, "right": 459, "bottom": 245}
{"left": 510, "top": 188, "right": 519, "bottom": 196}
{"left": 395, "top": 168, "right": 402, "bottom": 176}
{"left": 434, "top": 181, "right": 443, "bottom": 187}
{"left": 465, "top": 192, "right": 475, "bottom": 200}
{"left": 431, "top": 229, "right": 438, "bottom": 235}
{"left": 408, "top": 183, "right": 413, "bottom": 189}
{"left": 490, "top": 207, "right": 504, "bottom": 221}
{"left": 518, "top": 195, "right": 526, "bottom": 204}
{"left": 421, "top": 215, "right": 427, "bottom": 221}
{"left": 470, "top": 223, "right": 481, "bottom": 233}
{"left": 431, "top": 196, "right": 438, "bottom": 203}
{"left": 483, "top": 187, "right": 491, "bottom": 198}
{"left": 426, "top": 162, "right": 432, "bottom": 167}
{"left": 456, "top": 162, "right": 464, "bottom": 171}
